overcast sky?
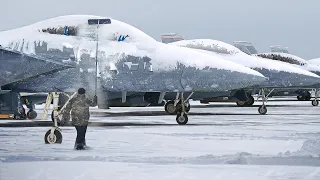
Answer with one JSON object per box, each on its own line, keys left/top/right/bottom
{"left": 1, "top": 0, "right": 318, "bottom": 59}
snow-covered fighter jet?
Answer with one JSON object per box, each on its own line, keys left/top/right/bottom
{"left": 168, "top": 39, "right": 320, "bottom": 114}
{"left": 0, "top": 15, "right": 268, "bottom": 142}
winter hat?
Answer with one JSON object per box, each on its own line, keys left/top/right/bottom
{"left": 78, "top": 88, "right": 86, "bottom": 94}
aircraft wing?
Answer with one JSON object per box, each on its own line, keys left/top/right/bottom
{"left": 0, "top": 46, "right": 75, "bottom": 87}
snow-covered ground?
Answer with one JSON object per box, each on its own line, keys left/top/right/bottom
{"left": 1, "top": 100, "right": 320, "bottom": 180}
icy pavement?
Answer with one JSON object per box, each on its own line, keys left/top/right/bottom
{"left": 1, "top": 100, "right": 320, "bottom": 179}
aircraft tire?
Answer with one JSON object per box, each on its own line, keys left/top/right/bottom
{"left": 27, "top": 110, "right": 37, "bottom": 120}
{"left": 297, "top": 96, "right": 304, "bottom": 101}
{"left": 176, "top": 112, "right": 188, "bottom": 125}
{"left": 258, "top": 105, "right": 267, "bottom": 115}
{"left": 44, "top": 129, "right": 62, "bottom": 144}
{"left": 236, "top": 101, "right": 246, "bottom": 107}
{"left": 305, "top": 94, "right": 312, "bottom": 101}
{"left": 165, "top": 101, "right": 177, "bottom": 115}
{"left": 312, "top": 100, "right": 319, "bottom": 106}
{"left": 246, "top": 96, "right": 255, "bottom": 106}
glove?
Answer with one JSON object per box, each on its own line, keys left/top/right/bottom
{"left": 59, "top": 113, "right": 70, "bottom": 127}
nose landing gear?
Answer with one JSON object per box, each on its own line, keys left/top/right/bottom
{"left": 42, "top": 92, "right": 76, "bottom": 144}
{"left": 311, "top": 89, "right": 319, "bottom": 107}
{"left": 175, "top": 92, "right": 192, "bottom": 125}
{"left": 164, "top": 92, "right": 193, "bottom": 125}
{"left": 256, "top": 88, "right": 274, "bottom": 115}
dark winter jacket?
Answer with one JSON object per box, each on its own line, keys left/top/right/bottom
{"left": 63, "top": 94, "right": 97, "bottom": 126}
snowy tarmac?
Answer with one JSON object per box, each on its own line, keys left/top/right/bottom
{"left": 1, "top": 99, "right": 320, "bottom": 179}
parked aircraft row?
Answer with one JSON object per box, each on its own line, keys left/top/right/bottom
{"left": 0, "top": 15, "right": 319, "bottom": 125}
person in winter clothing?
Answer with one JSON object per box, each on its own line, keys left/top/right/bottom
{"left": 62, "top": 88, "right": 97, "bottom": 149}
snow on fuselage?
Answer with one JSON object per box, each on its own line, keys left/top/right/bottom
{"left": 0, "top": 15, "right": 266, "bottom": 93}
{"left": 308, "top": 58, "right": 320, "bottom": 66}
{"left": 256, "top": 52, "right": 320, "bottom": 76}
{"left": 170, "top": 39, "right": 320, "bottom": 88}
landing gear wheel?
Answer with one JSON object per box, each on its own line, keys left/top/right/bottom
{"left": 236, "top": 101, "right": 246, "bottom": 107}
{"left": 297, "top": 96, "right": 304, "bottom": 101}
{"left": 236, "top": 95, "right": 254, "bottom": 107}
{"left": 27, "top": 110, "right": 37, "bottom": 120}
{"left": 165, "top": 101, "right": 177, "bottom": 115}
{"left": 176, "top": 112, "right": 188, "bottom": 125}
{"left": 258, "top": 105, "right": 267, "bottom": 115}
{"left": 312, "top": 100, "right": 319, "bottom": 106}
{"left": 297, "top": 94, "right": 311, "bottom": 101}
{"left": 44, "top": 128, "right": 62, "bottom": 144}
{"left": 176, "top": 101, "right": 190, "bottom": 113}
{"left": 305, "top": 94, "right": 311, "bottom": 101}
{"left": 246, "top": 96, "right": 254, "bottom": 106}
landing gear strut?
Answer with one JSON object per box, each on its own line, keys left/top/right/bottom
{"left": 43, "top": 92, "right": 63, "bottom": 144}
{"left": 164, "top": 92, "right": 191, "bottom": 115}
{"left": 175, "top": 92, "right": 192, "bottom": 125}
{"left": 256, "top": 88, "right": 274, "bottom": 115}
{"left": 311, "top": 89, "right": 319, "bottom": 106}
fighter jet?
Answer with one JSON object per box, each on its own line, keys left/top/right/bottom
{"left": 0, "top": 15, "right": 266, "bottom": 127}
{"left": 168, "top": 39, "right": 320, "bottom": 114}
{"left": 232, "top": 42, "right": 320, "bottom": 103}
{"left": 256, "top": 52, "right": 320, "bottom": 106}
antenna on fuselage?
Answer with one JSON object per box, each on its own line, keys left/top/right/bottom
{"left": 87, "top": 18, "right": 111, "bottom": 96}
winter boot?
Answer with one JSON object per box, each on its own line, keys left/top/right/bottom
{"left": 74, "top": 141, "right": 85, "bottom": 150}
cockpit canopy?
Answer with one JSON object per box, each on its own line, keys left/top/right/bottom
{"left": 31, "top": 15, "right": 155, "bottom": 44}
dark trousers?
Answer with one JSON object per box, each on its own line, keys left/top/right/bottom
{"left": 75, "top": 125, "right": 87, "bottom": 144}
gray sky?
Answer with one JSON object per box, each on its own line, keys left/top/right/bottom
{"left": 1, "top": 0, "right": 319, "bottom": 59}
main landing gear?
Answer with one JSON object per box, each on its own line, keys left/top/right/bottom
{"left": 164, "top": 92, "right": 193, "bottom": 125}
{"left": 164, "top": 92, "right": 191, "bottom": 115}
{"left": 256, "top": 88, "right": 274, "bottom": 115}
{"left": 297, "top": 93, "right": 311, "bottom": 101}
{"left": 236, "top": 95, "right": 254, "bottom": 107}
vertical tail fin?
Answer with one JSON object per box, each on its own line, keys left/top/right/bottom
{"left": 233, "top": 41, "right": 258, "bottom": 55}
{"left": 160, "top": 33, "right": 184, "bottom": 44}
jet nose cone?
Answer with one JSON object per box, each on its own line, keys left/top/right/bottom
{"left": 181, "top": 67, "right": 267, "bottom": 92}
